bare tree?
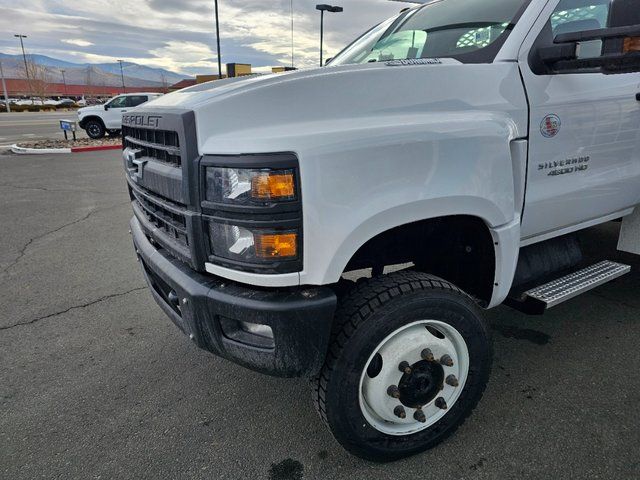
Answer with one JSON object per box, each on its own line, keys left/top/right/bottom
{"left": 22, "top": 56, "right": 50, "bottom": 103}
{"left": 160, "top": 72, "right": 169, "bottom": 94}
{"left": 85, "top": 66, "right": 94, "bottom": 102}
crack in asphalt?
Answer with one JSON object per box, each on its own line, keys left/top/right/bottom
{"left": 0, "top": 201, "right": 129, "bottom": 275}
{"left": 0, "top": 183, "right": 126, "bottom": 195}
{"left": 0, "top": 286, "right": 147, "bottom": 331}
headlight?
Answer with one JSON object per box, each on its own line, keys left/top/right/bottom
{"left": 201, "top": 154, "right": 302, "bottom": 274}
{"left": 208, "top": 222, "right": 299, "bottom": 263}
{"left": 205, "top": 167, "right": 297, "bottom": 206}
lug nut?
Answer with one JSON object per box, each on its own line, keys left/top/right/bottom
{"left": 439, "top": 354, "right": 454, "bottom": 367}
{"left": 413, "top": 409, "right": 426, "bottom": 423}
{"left": 435, "top": 397, "right": 448, "bottom": 410}
{"left": 446, "top": 374, "right": 459, "bottom": 387}
{"left": 387, "top": 385, "right": 401, "bottom": 399}
{"left": 399, "top": 361, "right": 412, "bottom": 375}
{"left": 394, "top": 405, "right": 406, "bottom": 419}
{"left": 421, "top": 348, "right": 435, "bottom": 362}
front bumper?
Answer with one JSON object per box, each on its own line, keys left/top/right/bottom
{"left": 131, "top": 216, "right": 337, "bottom": 377}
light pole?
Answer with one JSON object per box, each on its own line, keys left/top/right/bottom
{"left": 290, "top": 0, "right": 294, "bottom": 68}
{"left": 0, "top": 61, "right": 10, "bottom": 113}
{"left": 214, "top": 0, "right": 223, "bottom": 79}
{"left": 14, "top": 34, "right": 32, "bottom": 102}
{"left": 315, "top": 4, "right": 343, "bottom": 67}
{"left": 117, "top": 60, "right": 126, "bottom": 93}
{"left": 60, "top": 69, "right": 67, "bottom": 96}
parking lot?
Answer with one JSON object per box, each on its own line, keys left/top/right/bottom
{"left": 0, "top": 111, "right": 88, "bottom": 146}
{"left": 1, "top": 149, "right": 639, "bottom": 480}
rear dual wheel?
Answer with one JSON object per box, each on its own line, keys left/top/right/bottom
{"left": 313, "top": 271, "right": 492, "bottom": 462}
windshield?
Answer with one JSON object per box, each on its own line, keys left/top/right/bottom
{"left": 330, "top": 0, "right": 531, "bottom": 66}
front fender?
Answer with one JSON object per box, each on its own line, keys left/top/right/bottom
{"left": 295, "top": 113, "right": 522, "bottom": 286}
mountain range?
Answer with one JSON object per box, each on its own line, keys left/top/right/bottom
{"left": 0, "top": 53, "right": 189, "bottom": 88}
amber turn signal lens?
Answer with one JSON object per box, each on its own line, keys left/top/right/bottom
{"left": 255, "top": 233, "right": 298, "bottom": 259}
{"left": 624, "top": 37, "right": 640, "bottom": 53}
{"left": 251, "top": 173, "right": 295, "bottom": 200}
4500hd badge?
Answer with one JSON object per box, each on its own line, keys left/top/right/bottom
{"left": 538, "top": 156, "right": 590, "bottom": 176}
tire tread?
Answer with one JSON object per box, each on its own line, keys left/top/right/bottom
{"left": 312, "top": 271, "right": 471, "bottom": 427}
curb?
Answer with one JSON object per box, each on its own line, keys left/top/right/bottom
{"left": 11, "top": 144, "right": 71, "bottom": 154}
{"left": 10, "top": 144, "right": 121, "bottom": 155}
{"left": 70, "top": 145, "right": 121, "bottom": 153}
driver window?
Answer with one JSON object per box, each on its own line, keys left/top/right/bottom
{"left": 548, "top": 0, "right": 611, "bottom": 59}
{"left": 108, "top": 96, "right": 127, "bottom": 108}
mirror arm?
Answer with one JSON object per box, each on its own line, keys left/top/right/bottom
{"left": 554, "top": 25, "right": 640, "bottom": 44}
{"left": 554, "top": 52, "right": 640, "bottom": 74}
{"left": 539, "top": 43, "right": 577, "bottom": 63}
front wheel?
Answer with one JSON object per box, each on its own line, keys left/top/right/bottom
{"left": 84, "top": 120, "right": 105, "bottom": 139}
{"left": 313, "top": 271, "right": 492, "bottom": 462}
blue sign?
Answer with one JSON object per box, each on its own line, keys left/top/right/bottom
{"left": 59, "top": 120, "right": 76, "bottom": 132}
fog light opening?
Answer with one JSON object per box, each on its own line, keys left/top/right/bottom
{"left": 239, "top": 321, "right": 274, "bottom": 340}
{"left": 219, "top": 316, "right": 275, "bottom": 349}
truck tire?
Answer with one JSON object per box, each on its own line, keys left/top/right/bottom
{"left": 312, "top": 271, "right": 492, "bottom": 462}
{"left": 85, "top": 119, "right": 105, "bottom": 139}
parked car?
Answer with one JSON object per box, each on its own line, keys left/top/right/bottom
{"left": 13, "top": 98, "right": 44, "bottom": 106}
{"left": 56, "top": 98, "right": 76, "bottom": 107}
{"left": 78, "top": 93, "right": 163, "bottom": 139}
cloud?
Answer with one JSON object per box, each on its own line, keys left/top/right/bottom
{"left": 61, "top": 39, "right": 94, "bottom": 47}
{"left": 0, "top": 0, "right": 411, "bottom": 75}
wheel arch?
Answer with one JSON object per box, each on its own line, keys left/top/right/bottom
{"left": 332, "top": 207, "right": 507, "bottom": 306}
{"left": 80, "top": 115, "right": 105, "bottom": 128}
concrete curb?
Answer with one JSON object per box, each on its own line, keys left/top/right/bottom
{"left": 11, "top": 144, "right": 72, "bottom": 155}
{"left": 10, "top": 144, "right": 121, "bottom": 155}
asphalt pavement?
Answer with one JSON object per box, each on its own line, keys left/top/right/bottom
{"left": 0, "top": 150, "right": 639, "bottom": 480}
{"left": 0, "top": 111, "right": 88, "bottom": 145}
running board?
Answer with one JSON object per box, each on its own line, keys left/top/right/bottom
{"left": 507, "top": 261, "right": 630, "bottom": 314}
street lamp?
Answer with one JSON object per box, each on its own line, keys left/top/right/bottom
{"left": 290, "top": 0, "right": 294, "bottom": 68}
{"left": 117, "top": 60, "right": 126, "bottom": 93}
{"left": 0, "top": 61, "right": 10, "bottom": 113}
{"left": 14, "top": 34, "right": 32, "bottom": 102}
{"left": 60, "top": 69, "right": 67, "bottom": 96}
{"left": 315, "top": 4, "right": 343, "bottom": 67}
{"left": 214, "top": 0, "right": 223, "bottom": 79}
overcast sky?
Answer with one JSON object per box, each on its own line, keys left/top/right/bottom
{"left": 0, "top": 1, "right": 413, "bottom": 75}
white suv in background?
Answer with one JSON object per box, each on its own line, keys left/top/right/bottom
{"left": 78, "top": 93, "right": 163, "bottom": 139}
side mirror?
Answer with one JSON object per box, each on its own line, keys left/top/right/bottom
{"left": 104, "top": 104, "right": 109, "bottom": 111}
{"left": 540, "top": 24, "right": 640, "bottom": 74}
{"left": 540, "top": 0, "right": 640, "bottom": 74}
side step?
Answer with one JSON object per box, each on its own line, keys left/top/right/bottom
{"left": 516, "top": 261, "right": 630, "bottom": 313}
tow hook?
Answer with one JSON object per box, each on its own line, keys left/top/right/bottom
{"left": 167, "top": 290, "right": 181, "bottom": 310}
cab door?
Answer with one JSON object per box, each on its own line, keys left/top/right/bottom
{"left": 104, "top": 95, "right": 128, "bottom": 129}
{"left": 518, "top": 0, "right": 640, "bottom": 242}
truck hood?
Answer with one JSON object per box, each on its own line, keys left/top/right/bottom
{"left": 144, "top": 60, "right": 528, "bottom": 155}
{"left": 77, "top": 105, "right": 104, "bottom": 115}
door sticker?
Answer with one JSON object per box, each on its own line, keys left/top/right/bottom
{"left": 540, "top": 114, "right": 561, "bottom": 138}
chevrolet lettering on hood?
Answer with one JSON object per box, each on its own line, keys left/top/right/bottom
{"left": 122, "top": 114, "right": 162, "bottom": 128}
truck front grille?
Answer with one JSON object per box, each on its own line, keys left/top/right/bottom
{"left": 123, "top": 125, "right": 182, "bottom": 167}
{"left": 132, "top": 188, "right": 189, "bottom": 249}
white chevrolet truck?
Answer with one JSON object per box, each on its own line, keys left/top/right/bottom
{"left": 78, "top": 93, "right": 163, "bottom": 139}
{"left": 123, "top": 0, "right": 640, "bottom": 461}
